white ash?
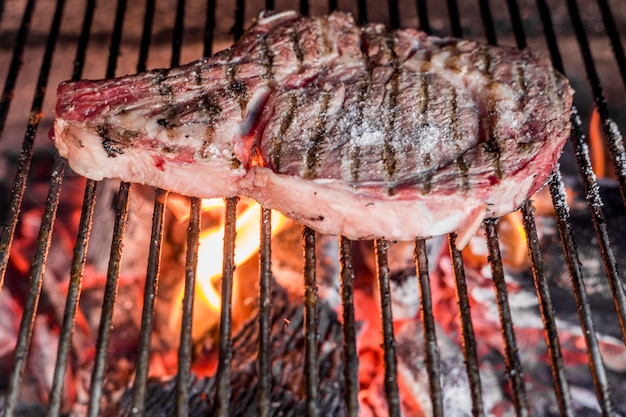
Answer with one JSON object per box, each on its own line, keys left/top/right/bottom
{"left": 578, "top": 142, "right": 604, "bottom": 209}
{"left": 395, "top": 320, "right": 473, "bottom": 417}
{"left": 607, "top": 118, "right": 626, "bottom": 180}
{"left": 550, "top": 166, "right": 571, "bottom": 217}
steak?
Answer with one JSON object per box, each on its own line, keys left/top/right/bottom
{"left": 53, "top": 10, "right": 573, "bottom": 246}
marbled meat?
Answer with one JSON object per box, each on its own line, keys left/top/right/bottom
{"left": 53, "top": 10, "right": 574, "bottom": 246}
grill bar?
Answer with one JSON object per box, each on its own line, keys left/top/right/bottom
{"left": 596, "top": 0, "right": 626, "bottom": 91}
{"left": 477, "top": 0, "right": 496, "bottom": 45}
{"left": 387, "top": 0, "right": 399, "bottom": 33}
{"left": 171, "top": 0, "right": 186, "bottom": 71}
{"left": 1, "top": 0, "right": 69, "bottom": 411}
{"left": 566, "top": 0, "right": 626, "bottom": 208}
{"left": 203, "top": 0, "right": 216, "bottom": 57}
{"left": 440, "top": 5, "right": 529, "bottom": 413}
{"left": 82, "top": 0, "right": 131, "bottom": 413}
{"left": 416, "top": 0, "right": 430, "bottom": 34}
{"left": 374, "top": 239, "right": 400, "bottom": 417}
{"left": 569, "top": 111, "right": 626, "bottom": 341}
{"left": 233, "top": 0, "right": 246, "bottom": 46}
{"left": 130, "top": 188, "right": 167, "bottom": 415}
{"left": 554, "top": 0, "right": 626, "bottom": 343}
{"left": 0, "top": 1, "right": 5, "bottom": 29}
{"left": 356, "top": 0, "right": 367, "bottom": 23}
{"left": 177, "top": 2, "right": 216, "bottom": 414}
{"left": 448, "top": 234, "right": 484, "bottom": 417}
{"left": 176, "top": 197, "right": 201, "bottom": 417}
{"left": 129, "top": 0, "right": 160, "bottom": 412}
{"left": 507, "top": 1, "right": 618, "bottom": 412}
{"left": 43, "top": 3, "right": 98, "bottom": 405}
{"left": 339, "top": 236, "right": 359, "bottom": 417}
{"left": 495, "top": 1, "right": 620, "bottom": 414}
{"left": 299, "top": 0, "right": 309, "bottom": 17}
{"left": 548, "top": 171, "right": 616, "bottom": 415}
{"left": 0, "top": 0, "right": 35, "bottom": 138}
{"left": 302, "top": 226, "right": 319, "bottom": 417}
{"left": 484, "top": 220, "right": 529, "bottom": 416}
{"left": 3, "top": 158, "right": 65, "bottom": 417}
{"left": 505, "top": 0, "right": 526, "bottom": 49}
{"left": 213, "top": 197, "right": 238, "bottom": 416}
{"left": 521, "top": 201, "right": 574, "bottom": 416}
{"left": 86, "top": 182, "right": 131, "bottom": 417}
{"left": 256, "top": 208, "right": 273, "bottom": 417}
{"left": 136, "top": 0, "right": 156, "bottom": 73}
{"left": 414, "top": 238, "right": 443, "bottom": 417}
{"left": 534, "top": 0, "right": 563, "bottom": 72}
{"left": 446, "top": 0, "right": 462, "bottom": 38}
{"left": 47, "top": 178, "right": 97, "bottom": 417}
{"left": 0, "top": 0, "right": 63, "bottom": 288}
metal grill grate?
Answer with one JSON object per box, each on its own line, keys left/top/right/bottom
{"left": 0, "top": 0, "right": 625, "bottom": 416}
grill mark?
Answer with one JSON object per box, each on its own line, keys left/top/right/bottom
{"left": 483, "top": 92, "right": 503, "bottom": 179}
{"left": 289, "top": 27, "right": 304, "bottom": 67}
{"left": 272, "top": 93, "right": 298, "bottom": 171}
{"left": 450, "top": 87, "right": 470, "bottom": 191}
{"left": 304, "top": 93, "right": 332, "bottom": 179}
{"left": 479, "top": 47, "right": 503, "bottom": 180}
{"left": 192, "top": 63, "right": 204, "bottom": 87}
{"left": 422, "top": 172, "right": 433, "bottom": 194}
{"left": 259, "top": 36, "right": 275, "bottom": 85}
{"left": 414, "top": 50, "right": 431, "bottom": 176}
{"left": 516, "top": 63, "right": 528, "bottom": 109}
{"left": 359, "top": 25, "right": 373, "bottom": 68}
{"left": 546, "top": 64, "right": 562, "bottom": 108}
{"left": 477, "top": 45, "right": 493, "bottom": 74}
{"left": 515, "top": 62, "right": 537, "bottom": 152}
{"left": 226, "top": 65, "right": 249, "bottom": 116}
{"left": 193, "top": 67, "right": 222, "bottom": 157}
{"left": 418, "top": 73, "right": 430, "bottom": 128}
{"left": 383, "top": 29, "right": 400, "bottom": 186}
{"left": 96, "top": 123, "right": 140, "bottom": 157}
{"left": 383, "top": 29, "right": 398, "bottom": 66}
{"left": 350, "top": 73, "right": 371, "bottom": 181}
{"left": 97, "top": 125, "right": 123, "bottom": 157}
{"left": 383, "top": 70, "right": 400, "bottom": 182}
{"left": 199, "top": 93, "right": 222, "bottom": 120}
{"left": 349, "top": 145, "right": 362, "bottom": 182}
{"left": 318, "top": 17, "right": 332, "bottom": 56}
{"left": 350, "top": 26, "right": 373, "bottom": 182}
{"left": 153, "top": 69, "right": 178, "bottom": 129}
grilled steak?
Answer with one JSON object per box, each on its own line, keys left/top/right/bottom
{"left": 54, "top": 10, "right": 573, "bottom": 246}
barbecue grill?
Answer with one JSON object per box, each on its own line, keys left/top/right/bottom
{"left": 1, "top": 0, "right": 625, "bottom": 416}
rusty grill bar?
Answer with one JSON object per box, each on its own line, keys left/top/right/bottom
{"left": 0, "top": 0, "right": 625, "bottom": 416}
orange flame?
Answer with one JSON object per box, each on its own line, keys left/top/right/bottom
{"left": 589, "top": 107, "right": 606, "bottom": 179}
{"left": 195, "top": 201, "right": 286, "bottom": 312}
{"left": 498, "top": 211, "right": 528, "bottom": 270}
{"left": 171, "top": 198, "right": 287, "bottom": 339}
{"left": 464, "top": 212, "right": 528, "bottom": 271}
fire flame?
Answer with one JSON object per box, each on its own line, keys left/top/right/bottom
{"left": 171, "top": 197, "right": 287, "bottom": 340}
{"left": 589, "top": 107, "right": 606, "bottom": 179}
{"left": 464, "top": 212, "right": 528, "bottom": 271}
{"left": 195, "top": 199, "right": 286, "bottom": 312}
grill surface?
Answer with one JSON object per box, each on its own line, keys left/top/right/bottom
{"left": 1, "top": 0, "right": 626, "bottom": 416}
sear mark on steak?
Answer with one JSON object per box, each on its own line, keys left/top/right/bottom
{"left": 53, "top": 10, "right": 574, "bottom": 246}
